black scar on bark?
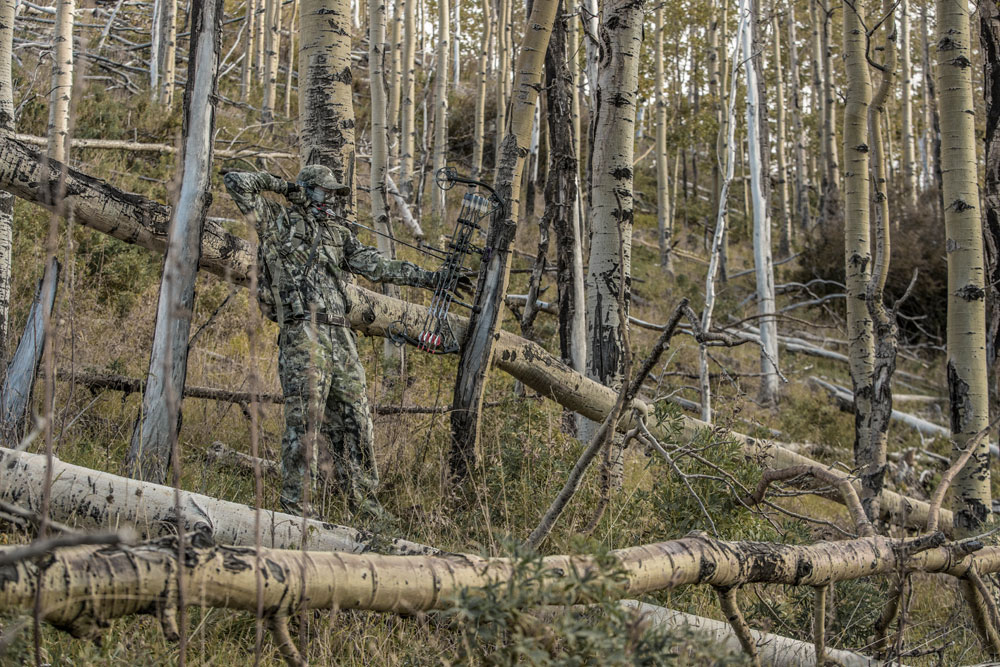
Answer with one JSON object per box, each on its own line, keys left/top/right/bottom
{"left": 956, "top": 284, "right": 986, "bottom": 301}
{"left": 611, "top": 166, "right": 632, "bottom": 180}
{"left": 947, "top": 360, "right": 972, "bottom": 434}
{"left": 0, "top": 562, "right": 19, "bottom": 591}
{"left": 221, "top": 549, "right": 253, "bottom": 573}
{"left": 266, "top": 558, "right": 286, "bottom": 583}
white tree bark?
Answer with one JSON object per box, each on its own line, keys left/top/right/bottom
{"left": 700, "top": 6, "right": 745, "bottom": 424}
{"left": 47, "top": 0, "right": 73, "bottom": 163}
{"left": 126, "top": 0, "right": 222, "bottom": 483}
{"left": 471, "top": 0, "right": 491, "bottom": 177}
{"left": 399, "top": 0, "right": 416, "bottom": 196}
{"left": 157, "top": 0, "right": 177, "bottom": 105}
{"left": 262, "top": 0, "right": 282, "bottom": 122}
{"left": 744, "top": 0, "right": 779, "bottom": 405}
{"left": 432, "top": 0, "right": 450, "bottom": 218}
{"left": 0, "top": 447, "right": 435, "bottom": 554}
{"left": 582, "top": 0, "right": 644, "bottom": 486}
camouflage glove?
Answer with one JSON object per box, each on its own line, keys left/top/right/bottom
{"left": 433, "top": 269, "right": 474, "bottom": 298}
{"left": 285, "top": 181, "right": 308, "bottom": 206}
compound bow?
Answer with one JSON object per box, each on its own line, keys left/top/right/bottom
{"left": 386, "top": 167, "right": 505, "bottom": 354}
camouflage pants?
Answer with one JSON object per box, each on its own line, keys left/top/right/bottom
{"left": 277, "top": 319, "right": 378, "bottom": 513}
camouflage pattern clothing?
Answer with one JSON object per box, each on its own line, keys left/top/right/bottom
{"left": 224, "top": 170, "right": 438, "bottom": 516}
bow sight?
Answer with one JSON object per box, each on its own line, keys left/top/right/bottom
{"left": 387, "top": 167, "right": 505, "bottom": 354}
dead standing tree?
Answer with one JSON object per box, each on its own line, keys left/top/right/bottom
{"left": 125, "top": 0, "right": 223, "bottom": 483}
{"left": 448, "top": 0, "right": 558, "bottom": 481}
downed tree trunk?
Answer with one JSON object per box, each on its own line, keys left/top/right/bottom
{"left": 621, "top": 601, "right": 883, "bottom": 667}
{"left": 0, "top": 447, "right": 435, "bottom": 555}
{"left": 810, "top": 376, "right": 1000, "bottom": 458}
{"left": 0, "top": 137, "right": 951, "bottom": 531}
{"left": 0, "top": 529, "right": 994, "bottom": 658}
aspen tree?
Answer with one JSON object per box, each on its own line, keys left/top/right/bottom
{"left": 433, "top": 0, "right": 450, "bottom": 218}
{"left": 449, "top": 0, "right": 559, "bottom": 480}
{"left": 655, "top": 5, "right": 671, "bottom": 271}
{"left": 240, "top": 0, "right": 253, "bottom": 101}
{"left": 299, "top": 0, "right": 356, "bottom": 220}
{"left": 369, "top": 0, "right": 400, "bottom": 363}
{"left": 842, "top": 0, "right": 875, "bottom": 501}
{"left": 937, "top": 0, "right": 992, "bottom": 535}
{"left": 471, "top": 0, "right": 491, "bottom": 177}
{"left": 388, "top": 0, "right": 402, "bottom": 158}
{"left": 47, "top": 0, "right": 73, "bottom": 162}
{"left": 0, "top": 0, "right": 13, "bottom": 362}
{"left": 861, "top": 0, "right": 896, "bottom": 520}
{"left": 494, "top": 0, "right": 509, "bottom": 163}
{"left": 256, "top": 0, "right": 266, "bottom": 82}
{"left": 900, "top": 0, "right": 917, "bottom": 206}
{"left": 747, "top": 0, "right": 779, "bottom": 406}
{"left": 156, "top": 0, "right": 177, "bottom": 105}
{"left": 582, "top": 0, "right": 645, "bottom": 486}
{"left": 820, "top": 0, "right": 841, "bottom": 222}
{"left": 262, "top": 0, "right": 282, "bottom": 123}
{"left": 983, "top": 0, "right": 1000, "bottom": 378}
{"left": 282, "top": 0, "right": 298, "bottom": 116}
{"left": 810, "top": 0, "right": 825, "bottom": 196}
{"left": 453, "top": 0, "right": 461, "bottom": 86}
{"left": 543, "top": 0, "right": 583, "bottom": 377}
{"left": 787, "top": 3, "right": 810, "bottom": 229}
{"left": 772, "top": 12, "right": 790, "bottom": 255}
{"left": 126, "top": 0, "right": 223, "bottom": 483}
{"left": 399, "top": 0, "right": 416, "bottom": 196}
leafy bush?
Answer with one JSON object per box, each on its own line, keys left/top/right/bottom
{"left": 793, "top": 189, "right": 948, "bottom": 344}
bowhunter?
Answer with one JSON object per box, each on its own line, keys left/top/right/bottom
{"left": 224, "top": 165, "right": 471, "bottom": 521}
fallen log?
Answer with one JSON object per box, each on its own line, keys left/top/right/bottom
{"left": 13, "top": 132, "right": 299, "bottom": 160}
{"left": 0, "top": 136, "right": 951, "bottom": 532}
{"left": 809, "top": 376, "right": 999, "bottom": 459}
{"left": 622, "top": 601, "right": 884, "bottom": 666}
{"left": 0, "top": 447, "right": 435, "bottom": 555}
{"left": 0, "top": 529, "right": 992, "bottom": 664}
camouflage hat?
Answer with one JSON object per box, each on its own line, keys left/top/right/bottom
{"left": 296, "top": 164, "right": 351, "bottom": 195}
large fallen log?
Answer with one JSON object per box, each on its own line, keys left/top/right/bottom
{"left": 0, "top": 447, "right": 435, "bottom": 555}
{"left": 0, "top": 136, "right": 951, "bottom": 532}
{"left": 0, "top": 530, "right": 992, "bottom": 663}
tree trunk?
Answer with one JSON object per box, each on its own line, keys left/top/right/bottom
{"left": 787, "top": 3, "right": 810, "bottom": 231}
{"left": 125, "top": 0, "right": 222, "bottom": 484}
{"left": 581, "top": 0, "right": 645, "bottom": 487}
{"left": 447, "top": 0, "right": 558, "bottom": 480}
{"left": 983, "top": 1, "right": 1000, "bottom": 404}
{"left": 432, "top": 0, "right": 450, "bottom": 218}
{"left": 820, "top": 1, "right": 841, "bottom": 223}
{"left": 0, "top": 447, "right": 434, "bottom": 554}
{"left": 655, "top": 6, "right": 672, "bottom": 271}
{"left": 772, "top": 12, "right": 790, "bottom": 256}
{"left": 282, "top": 0, "right": 299, "bottom": 116}
{"left": 471, "top": 0, "right": 491, "bottom": 177}
{"left": 543, "top": 0, "right": 580, "bottom": 376}
{"left": 493, "top": 0, "right": 509, "bottom": 164}
{"left": 748, "top": 0, "right": 778, "bottom": 406}
{"left": 937, "top": 0, "right": 992, "bottom": 536}
{"left": 240, "top": 0, "right": 253, "bottom": 101}
{"left": 262, "top": 0, "right": 282, "bottom": 123}
{"left": 842, "top": 0, "right": 875, "bottom": 507}
{"left": 370, "top": 0, "right": 401, "bottom": 364}
{"left": 157, "top": 0, "right": 178, "bottom": 105}
{"left": 0, "top": 0, "right": 14, "bottom": 364}
{"left": 452, "top": 0, "right": 461, "bottom": 86}
{"left": 0, "top": 134, "right": 953, "bottom": 531}
{"left": 900, "top": 0, "right": 917, "bottom": 207}
{"left": 47, "top": 0, "right": 73, "bottom": 163}
{"left": 388, "top": 0, "right": 402, "bottom": 160}
{"left": 399, "top": 0, "right": 416, "bottom": 197}
{"left": 810, "top": 0, "right": 825, "bottom": 202}
{"left": 5, "top": 525, "right": 995, "bottom": 659}
{"left": 299, "top": 0, "right": 356, "bottom": 220}
{"left": 860, "top": 0, "right": 897, "bottom": 522}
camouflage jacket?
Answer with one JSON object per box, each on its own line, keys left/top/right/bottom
{"left": 224, "top": 171, "right": 437, "bottom": 324}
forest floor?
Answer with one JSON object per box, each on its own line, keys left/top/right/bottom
{"left": 0, "top": 49, "right": 995, "bottom": 665}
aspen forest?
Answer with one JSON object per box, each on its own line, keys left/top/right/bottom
{"left": 3, "top": 0, "right": 1000, "bottom": 662}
